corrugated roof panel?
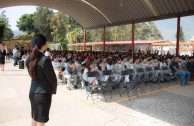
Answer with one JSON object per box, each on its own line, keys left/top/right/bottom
{"left": 0, "top": 0, "right": 194, "bottom": 29}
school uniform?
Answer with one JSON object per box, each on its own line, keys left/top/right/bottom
{"left": 122, "top": 61, "right": 130, "bottom": 70}
{"left": 152, "top": 61, "right": 161, "bottom": 76}
{"left": 83, "top": 68, "right": 97, "bottom": 84}
{"left": 134, "top": 63, "right": 143, "bottom": 79}
{"left": 52, "top": 61, "right": 61, "bottom": 76}
{"left": 126, "top": 62, "right": 136, "bottom": 80}
{"left": 114, "top": 63, "right": 129, "bottom": 83}
{"left": 64, "top": 66, "right": 78, "bottom": 88}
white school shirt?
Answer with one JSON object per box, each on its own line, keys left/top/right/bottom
{"left": 52, "top": 61, "right": 61, "bottom": 69}
{"left": 45, "top": 51, "right": 51, "bottom": 57}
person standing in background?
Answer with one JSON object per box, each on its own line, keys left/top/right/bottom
{"left": 6, "top": 47, "right": 11, "bottom": 60}
{"left": 12, "top": 45, "right": 17, "bottom": 58}
{"left": 13, "top": 47, "right": 20, "bottom": 66}
{"left": 0, "top": 46, "right": 6, "bottom": 71}
{"left": 20, "top": 46, "right": 24, "bottom": 59}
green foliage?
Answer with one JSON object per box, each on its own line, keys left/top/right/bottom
{"left": 33, "top": 7, "right": 54, "bottom": 41}
{"left": 177, "top": 26, "right": 185, "bottom": 42}
{"left": 17, "top": 14, "right": 38, "bottom": 33}
{"left": 3, "top": 27, "right": 14, "bottom": 40}
{"left": 0, "top": 10, "right": 14, "bottom": 42}
{"left": 0, "top": 19, "right": 6, "bottom": 42}
{"left": 17, "top": 32, "right": 35, "bottom": 49}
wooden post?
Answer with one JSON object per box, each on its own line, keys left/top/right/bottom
{"left": 132, "top": 23, "right": 135, "bottom": 55}
{"left": 84, "top": 30, "right": 86, "bottom": 51}
{"left": 103, "top": 27, "right": 106, "bottom": 52}
{"left": 176, "top": 16, "right": 180, "bottom": 56}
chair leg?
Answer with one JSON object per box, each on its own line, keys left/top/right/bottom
{"left": 109, "top": 90, "right": 112, "bottom": 99}
{"left": 91, "top": 94, "right": 94, "bottom": 104}
{"left": 103, "top": 91, "right": 107, "bottom": 102}
{"left": 126, "top": 89, "right": 131, "bottom": 101}
{"left": 117, "top": 87, "right": 121, "bottom": 97}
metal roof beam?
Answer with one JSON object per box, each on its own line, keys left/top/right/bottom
{"left": 81, "top": 0, "right": 112, "bottom": 24}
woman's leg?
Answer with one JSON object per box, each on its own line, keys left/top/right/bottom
{"left": 37, "top": 122, "right": 45, "bottom": 126}
{"left": 31, "top": 113, "right": 37, "bottom": 126}
{"left": 2, "top": 64, "right": 4, "bottom": 70}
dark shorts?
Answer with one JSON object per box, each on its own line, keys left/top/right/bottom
{"left": 29, "top": 92, "right": 52, "bottom": 123}
{"left": 0, "top": 58, "right": 5, "bottom": 64}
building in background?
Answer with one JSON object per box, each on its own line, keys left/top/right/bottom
{"left": 70, "top": 40, "right": 166, "bottom": 52}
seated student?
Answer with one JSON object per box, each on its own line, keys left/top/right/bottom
{"left": 126, "top": 57, "right": 136, "bottom": 80}
{"left": 142, "top": 57, "right": 149, "bottom": 68}
{"left": 122, "top": 57, "right": 129, "bottom": 70}
{"left": 134, "top": 58, "right": 143, "bottom": 69}
{"left": 114, "top": 58, "right": 129, "bottom": 83}
{"left": 96, "top": 61, "right": 110, "bottom": 82}
{"left": 93, "top": 57, "right": 99, "bottom": 68}
{"left": 107, "top": 60, "right": 114, "bottom": 72}
{"left": 170, "top": 57, "right": 190, "bottom": 86}
{"left": 83, "top": 61, "right": 99, "bottom": 85}
{"left": 187, "top": 57, "right": 194, "bottom": 74}
{"left": 152, "top": 58, "right": 161, "bottom": 76}
{"left": 168, "top": 56, "right": 174, "bottom": 68}
{"left": 61, "top": 56, "right": 69, "bottom": 71}
{"left": 64, "top": 61, "right": 78, "bottom": 89}
{"left": 102, "top": 57, "right": 108, "bottom": 70}
{"left": 52, "top": 55, "right": 63, "bottom": 80}
{"left": 160, "top": 59, "right": 168, "bottom": 68}
{"left": 72, "top": 56, "right": 81, "bottom": 72}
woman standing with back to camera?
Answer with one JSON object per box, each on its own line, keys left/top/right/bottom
{"left": 27, "top": 34, "right": 57, "bottom": 126}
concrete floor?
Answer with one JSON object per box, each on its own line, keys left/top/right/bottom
{"left": 1, "top": 60, "right": 193, "bottom": 126}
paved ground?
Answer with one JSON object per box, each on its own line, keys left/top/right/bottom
{"left": 0, "top": 60, "right": 193, "bottom": 126}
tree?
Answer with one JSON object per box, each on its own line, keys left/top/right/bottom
{"left": 3, "top": 27, "right": 14, "bottom": 40}
{"left": 176, "top": 26, "right": 185, "bottom": 42}
{"left": 0, "top": 10, "right": 14, "bottom": 41}
{"left": 0, "top": 19, "right": 6, "bottom": 42}
{"left": 16, "top": 14, "right": 38, "bottom": 33}
{"left": 17, "top": 32, "right": 35, "bottom": 49}
{"left": 33, "top": 7, "right": 54, "bottom": 41}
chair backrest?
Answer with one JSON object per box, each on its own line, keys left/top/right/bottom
{"left": 136, "top": 68, "right": 144, "bottom": 73}
{"left": 162, "top": 66, "right": 169, "bottom": 71}
{"left": 121, "top": 70, "right": 130, "bottom": 76}
{"left": 145, "top": 67, "right": 152, "bottom": 72}
{"left": 102, "top": 70, "right": 113, "bottom": 75}
{"left": 154, "top": 66, "right": 160, "bottom": 71}
{"left": 128, "top": 69, "right": 136, "bottom": 74}
{"left": 87, "top": 71, "right": 99, "bottom": 77}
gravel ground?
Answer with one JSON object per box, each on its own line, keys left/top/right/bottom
{"left": 98, "top": 85, "right": 194, "bottom": 126}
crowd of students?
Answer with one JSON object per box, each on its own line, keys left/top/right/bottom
{"left": 45, "top": 49, "right": 194, "bottom": 89}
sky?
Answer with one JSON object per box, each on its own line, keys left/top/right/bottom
{"left": 0, "top": 6, "right": 194, "bottom": 41}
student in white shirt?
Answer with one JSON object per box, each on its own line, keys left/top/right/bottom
{"left": 45, "top": 48, "right": 51, "bottom": 57}
{"left": 52, "top": 55, "right": 62, "bottom": 79}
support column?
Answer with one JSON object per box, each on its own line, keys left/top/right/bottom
{"left": 176, "top": 16, "right": 180, "bottom": 56}
{"left": 103, "top": 27, "right": 106, "bottom": 52}
{"left": 84, "top": 30, "right": 86, "bottom": 51}
{"left": 132, "top": 23, "right": 135, "bottom": 55}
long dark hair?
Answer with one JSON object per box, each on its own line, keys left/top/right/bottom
{"left": 29, "top": 34, "right": 46, "bottom": 79}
